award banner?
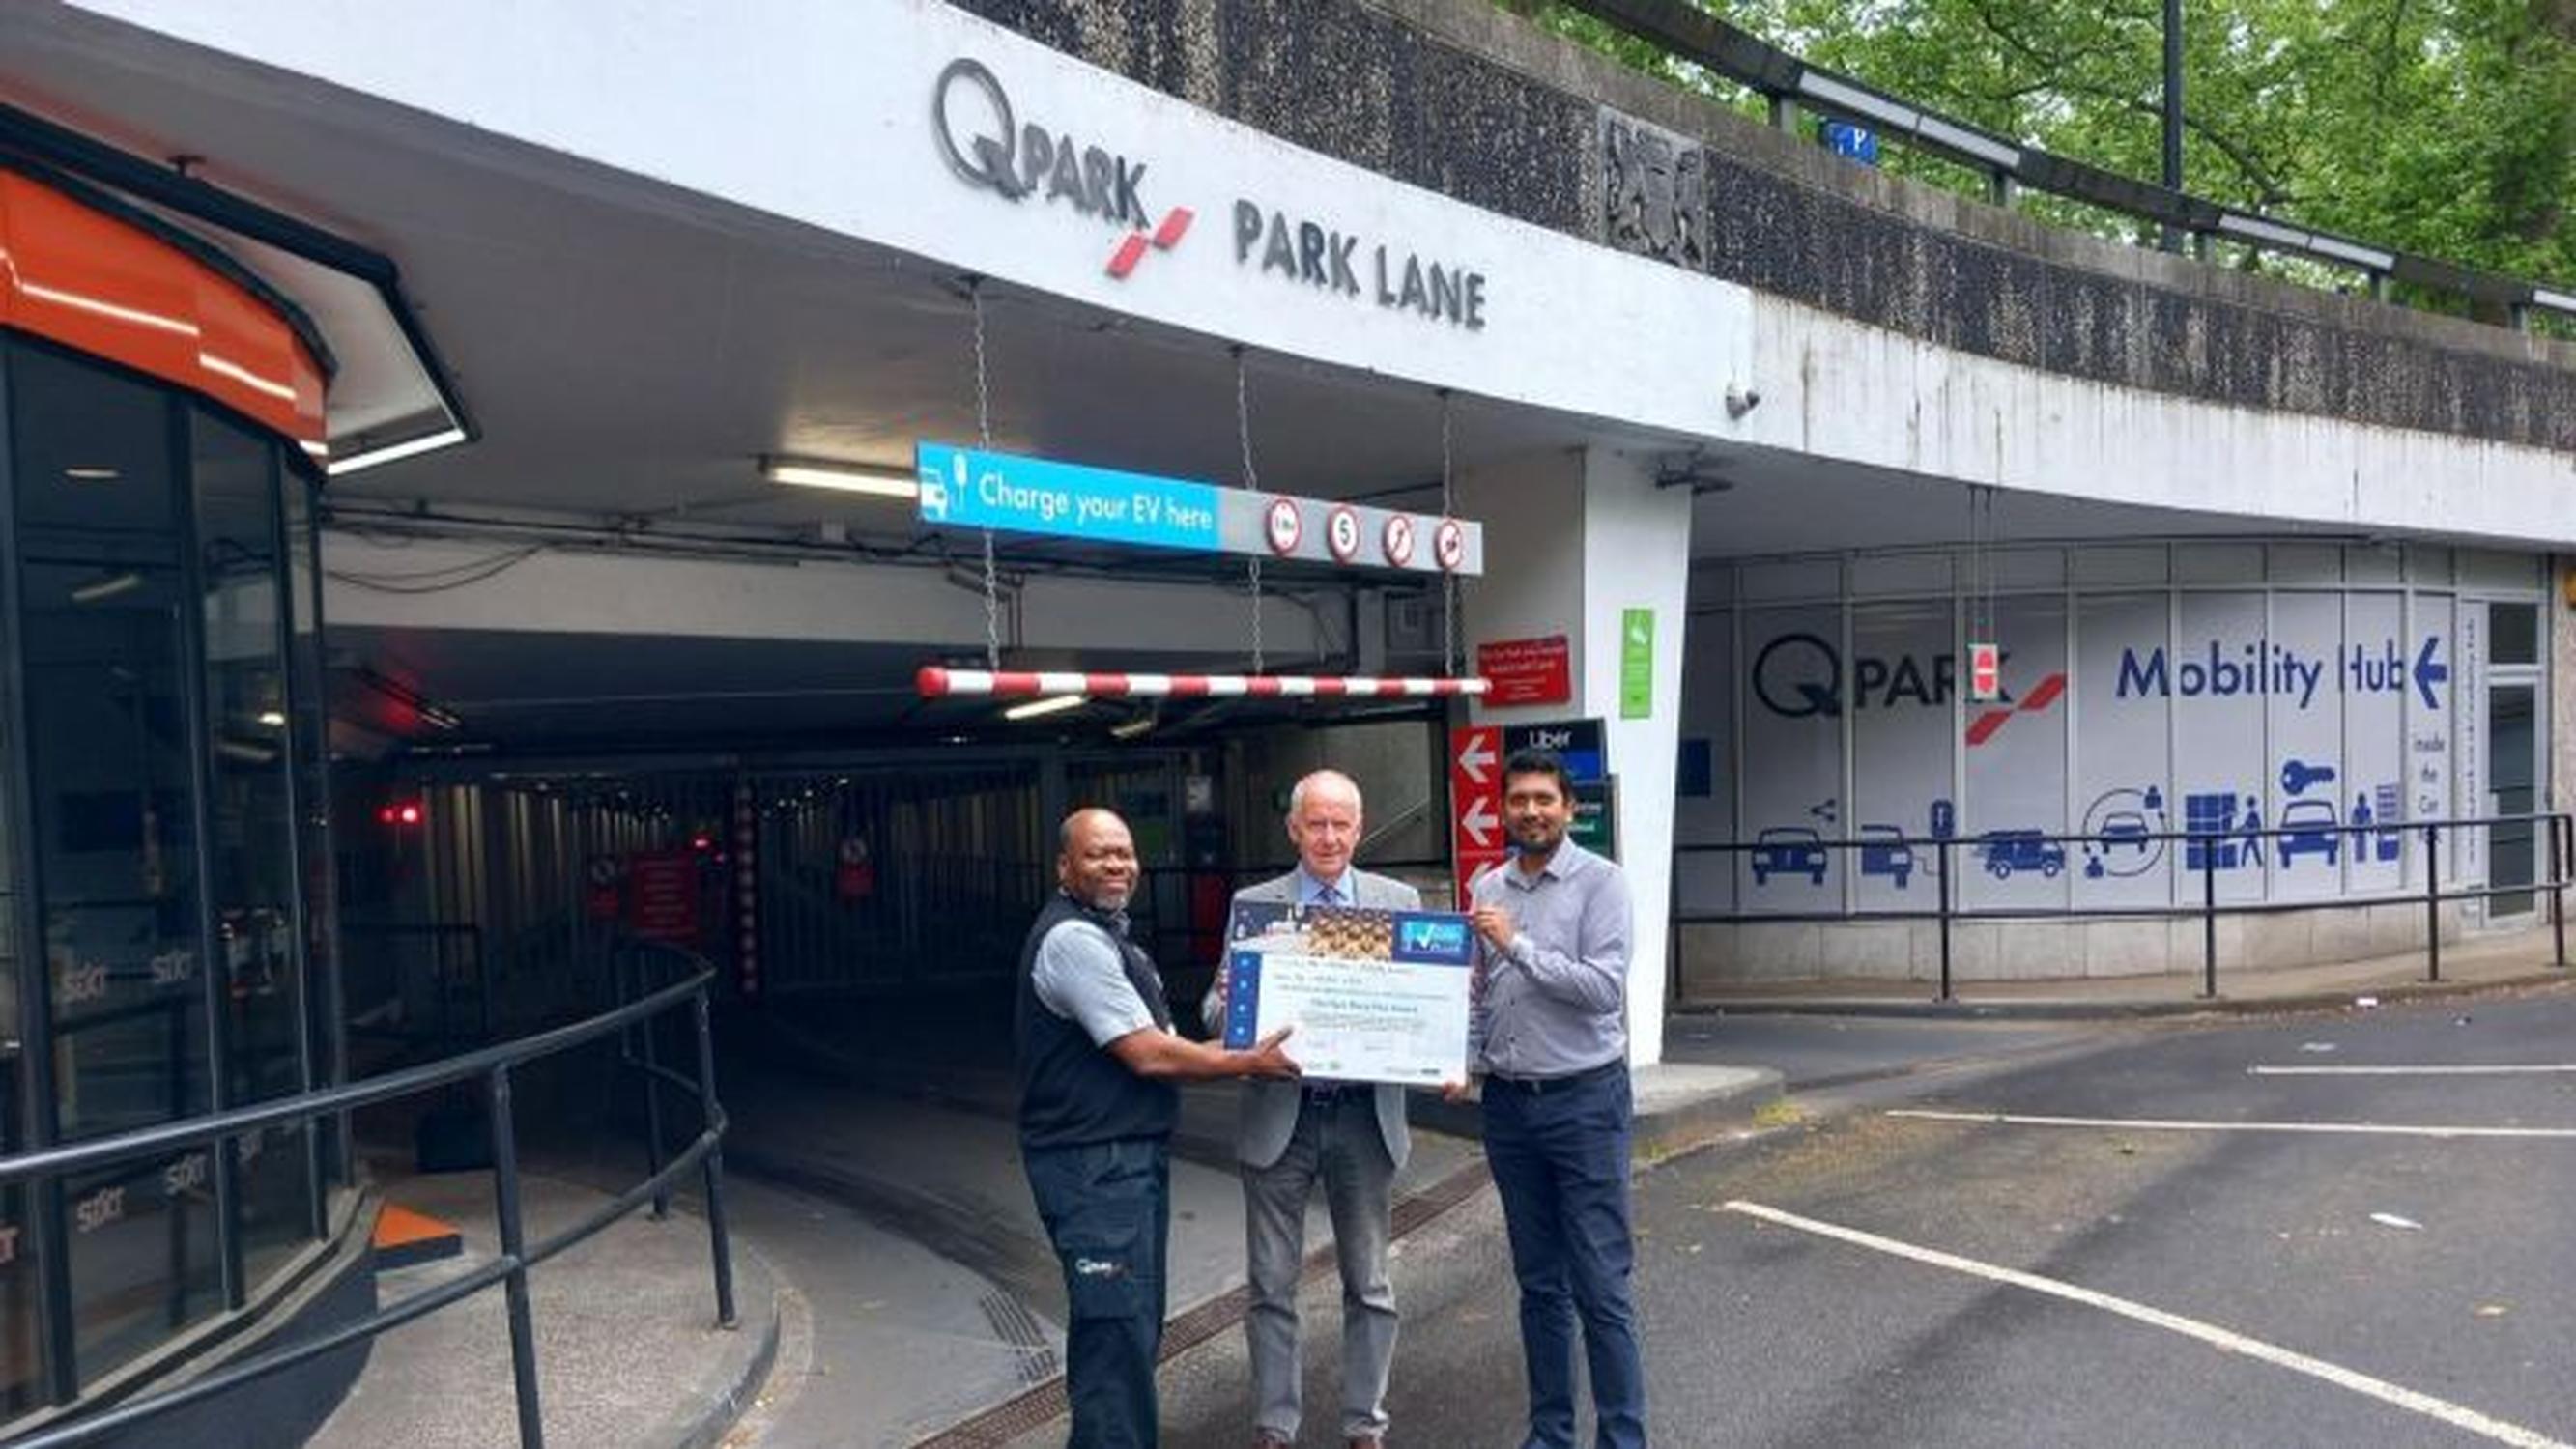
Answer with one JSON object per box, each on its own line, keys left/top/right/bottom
{"left": 1221, "top": 904, "right": 1474, "bottom": 1086}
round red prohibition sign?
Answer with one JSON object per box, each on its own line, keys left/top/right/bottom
{"left": 1432, "top": 517, "right": 1468, "bottom": 572}
{"left": 1326, "top": 505, "right": 1362, "bottom": 563}
{"left": 1382, "top": 513, "right": 1417, "bottom": 567}
{"left": 1264, "top": 497, "right": 1303, "bottom": 555}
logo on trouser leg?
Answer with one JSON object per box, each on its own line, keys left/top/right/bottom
{"left": 1073, "top": 1257, "right": 1125, "bottom": 1277}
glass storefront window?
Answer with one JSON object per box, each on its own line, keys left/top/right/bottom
{"left": 11, "top": 344, "right": 222, "bottom": 1382}
{"left": 2491, "top": 602, "right": 2538, "bottom": 668}
{"left": 0, "top": 1179, "right": 28, "bottom": 1419}
{"left": 13, "top": 346, "right": 207, "bottom": 1143}
{"left": 1, "top": 337, "right": 337, "bottom": 1402}
{"left": 63, "top": 1149, "right": 222, "bottom": 1385}
{"left": 190, "top": 412, "right": 311, "bottom": 1281}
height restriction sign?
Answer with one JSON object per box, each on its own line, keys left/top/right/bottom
{"left": 1967, "top": 642, "right": 2002, "bottom": 703}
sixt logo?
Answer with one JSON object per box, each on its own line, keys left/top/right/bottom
{"left": 932, "top": 58, "right": 1192, "bottom": 279}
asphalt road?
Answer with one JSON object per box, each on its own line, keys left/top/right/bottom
{"left": 1152, "top": 991, "right": 2576, "bottom": 1448}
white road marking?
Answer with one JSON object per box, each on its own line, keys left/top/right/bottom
{"left": 2249, "top": 1064, "right": 2576, "bottom": 1077}
{"left": 1721, "top": 1199, "right": 2574, "bottom": 1449}
{"left": 1887, "top": 1108, "right": 2576, "bottom": 1139}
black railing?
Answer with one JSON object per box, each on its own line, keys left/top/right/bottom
{"left": 0, "top": 947, "right": 734, "bottom": 1449}
{"left": 1674, "top": 811, "right": 2571, "bottom": 1003}
{"left": 1564, "top": 0, "right": 2576, "bottom": 331}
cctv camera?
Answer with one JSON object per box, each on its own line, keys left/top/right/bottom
{"left": 1725, "top": 384, "right": 1762, "bottom": 419}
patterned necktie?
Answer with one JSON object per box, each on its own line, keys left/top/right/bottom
{"left": 1316, "top": 883, "right": 1341, "bottom": 906}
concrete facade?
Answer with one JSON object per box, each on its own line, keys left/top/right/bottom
{"left": 957, "top": 0, "right": 2576, "bottom": 450}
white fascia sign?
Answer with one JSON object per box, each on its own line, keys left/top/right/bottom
{"left": 896, "top": 4, "right": 1748, "bottom": 432}
{"left": 79, "top": 0, "right": 1754, "bottom": 434}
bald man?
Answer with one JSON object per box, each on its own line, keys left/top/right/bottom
{"left": 1018, "top": 808, "right": 1299, "bottom": 1449}
{"left": 1202, "top": 771, "right": 1420, "bottom": 1449}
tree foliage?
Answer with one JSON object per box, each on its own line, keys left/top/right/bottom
{"left": 1521, "top": 0, "right": 2576, "bottom": 291}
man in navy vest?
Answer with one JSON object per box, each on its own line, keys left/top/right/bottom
{"left": 1019, "top": 807, "right": 1301, "bottom": 1448}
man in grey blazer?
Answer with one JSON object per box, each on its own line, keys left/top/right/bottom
{"left": 1203, "top": 769, "right": 1417, "bottom": 1449}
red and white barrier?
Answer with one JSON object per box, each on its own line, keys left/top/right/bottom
{"left": 918, "top": 667, "right": 1490, "bottom": 699}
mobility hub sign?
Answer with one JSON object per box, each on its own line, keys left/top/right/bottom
{"left": 2114, "top": 636, "right": 2447, "bottom": 711}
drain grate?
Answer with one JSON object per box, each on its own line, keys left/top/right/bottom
{"left": 978, "top": 1290, "right": 1060, "bottom": 1386}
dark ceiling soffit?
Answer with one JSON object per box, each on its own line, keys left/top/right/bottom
{"left": 0, "top": 100, "right": 480, "bottom": 458}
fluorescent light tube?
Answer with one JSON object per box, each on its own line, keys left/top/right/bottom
{"left": 328, "top": 426, "right": 469, "bottom": 477}
{"left": 762, "top": 455, "right": 920, "bottom": 499}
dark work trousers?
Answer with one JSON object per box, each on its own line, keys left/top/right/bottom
{"left": 1482, "top": 1064, "right": 1646, "bottom": 1449}
{"left": 1024, "top": 1136, "right": 1173, "bottom": 1449}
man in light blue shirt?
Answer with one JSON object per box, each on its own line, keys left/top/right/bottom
{"left": 1459, "top": 749, "right": 1644, "bottom": 1449}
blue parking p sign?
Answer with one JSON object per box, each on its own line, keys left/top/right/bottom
{"left": 1821, "top": 120, "right": 1880, "bottom": 165}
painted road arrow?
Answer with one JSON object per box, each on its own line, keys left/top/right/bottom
{"left": 1460, "top": 796, "right": 1500, "bottom": 848}
{"left": 2414, "top": 636, "right": 2448, "bottom": 711}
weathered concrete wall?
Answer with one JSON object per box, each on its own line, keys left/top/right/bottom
{"left": 962, "top": 0, "right": 2576, "bottom": 455}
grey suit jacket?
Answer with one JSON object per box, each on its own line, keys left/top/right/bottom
{"left": 1201, "top": 867, "right": 1420, "bottom": 1171}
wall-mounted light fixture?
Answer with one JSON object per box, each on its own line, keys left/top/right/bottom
{"left": 761, "top": 454, "right": 919, "bottom": 499}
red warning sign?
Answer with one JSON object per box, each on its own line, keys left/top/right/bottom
{"left": 626, "top": 850, "right": 700, "bottom": 945}
{"left": 1967, "top": 642, "right": 2002, "bottom": 703}
{"left": 1449, "top": 724, "right": 1505, "bottom": 907}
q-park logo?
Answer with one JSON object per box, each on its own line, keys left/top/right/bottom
{"left": 931, "top": 57, "right": 1194, "bottom": 279}
{"left": 1751, "top": 630, "right": 2022, "bottom": 725}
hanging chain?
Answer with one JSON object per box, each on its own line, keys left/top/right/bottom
{"left": 1440, "top": 389, "right": 1458, "bottom": 678}
{"left": 972, "top": 278, "right": 1000, "bottom": 670}
{"left": 1981, "top": 487, "right": 1996, "bottom": 639}
{"left": 1237, "top": 347, "right": 1265, "bottom": 674}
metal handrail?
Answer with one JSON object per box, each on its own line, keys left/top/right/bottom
{"left": 1673, "top": 810, "right": 2571, "bottom": 1002}
{"left": 1564, "top": 0, "right": 2576, "bottom": 331}
{"left": 0, "top": 952, "right": 736, "bottom": 1449}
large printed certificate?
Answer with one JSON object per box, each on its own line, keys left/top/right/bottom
{"left": 1219, "top": 903, "right": 1474, "bottom": 1086}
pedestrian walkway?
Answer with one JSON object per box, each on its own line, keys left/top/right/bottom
{"left": 307, "top": 1164, "right": 777, "bottom": 1449}
{"left": 1683, "top": 922, "right": 2567, "bottom": 1017}
{"left": 707, "top": 1008, "right": 1517, "bottom": 1447}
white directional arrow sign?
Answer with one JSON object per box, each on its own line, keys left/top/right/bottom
{"left": 1448, "top": 724, "right": 1506, "bottom": 907}
{"left": 1459, "top": 796, "right": 1500, "bottom": 849}
{"left": 1456, "top": 732, "right": 1498, "bottom": 785}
